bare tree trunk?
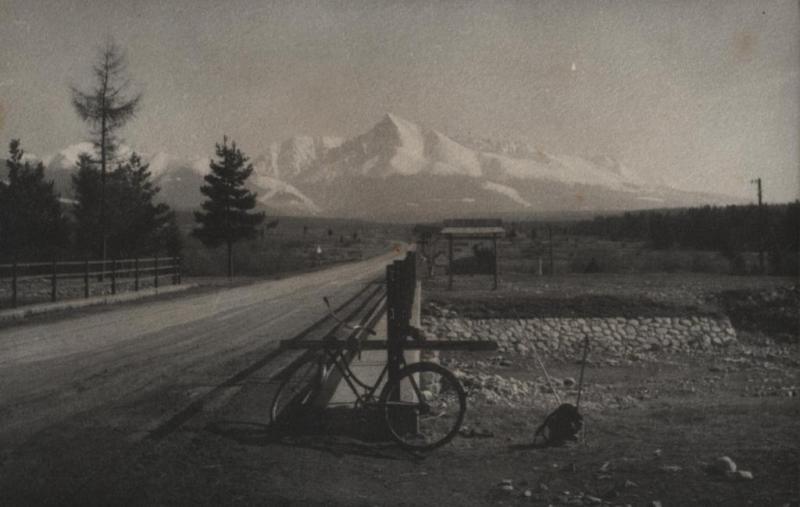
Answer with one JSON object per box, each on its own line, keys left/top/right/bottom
{"left": 100, "top": 114, "right": 107, "bottom": 280}
{"left": 99, "top": 53, "right": 110, "bottom": 280}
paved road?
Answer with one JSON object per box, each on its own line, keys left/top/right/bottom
{"left": 0, "top": 249, "right": 401, "bottom": 447}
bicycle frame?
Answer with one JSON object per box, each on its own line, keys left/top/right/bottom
{"left": 317, "top": 344, "right": 407, "bottom": 407}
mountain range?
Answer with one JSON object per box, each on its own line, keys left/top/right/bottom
{"left": 11, "top": 113, "right": 740, "bottom": 221}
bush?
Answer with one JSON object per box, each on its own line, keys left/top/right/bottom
{"left": 567, "top": 245, "right": 626, "bottom": 273}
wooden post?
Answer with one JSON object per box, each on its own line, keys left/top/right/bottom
{"left": 51, "top": 258, "right": 57, "bottom": 302}
{"left": 111, "top": 258, "right": 116, "bottom": 295}
{"left": 492, "top": 235, "right": 498, "bottom": 290}
{"left": 84, "top": 258, "right": 90, "bottom": 298}
{"left": 11, "top": 260, "right": 17, "bottom": 309}
{"left": 386, "top": 263, "right": 401, "bottom": 390}
{"left": 154, "top": 255, "right": 159, "bottom": 289}
{"left": 447, "top": 235, "right": 453, "bottom": 290}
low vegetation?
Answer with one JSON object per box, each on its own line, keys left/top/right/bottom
{"left": 178, "top": 214, "right": 409, "bottom": 277}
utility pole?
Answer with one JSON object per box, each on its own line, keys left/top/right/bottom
{"left": 751, "top": 177, "right": 764, "bottom": 273}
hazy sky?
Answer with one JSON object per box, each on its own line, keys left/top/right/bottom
{"left": 1, "top": 0, "right": 798, "bottom": 201}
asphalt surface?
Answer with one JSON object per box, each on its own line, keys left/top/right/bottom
{"left": 0, "top": 249, "right": 401, "bottom": 448}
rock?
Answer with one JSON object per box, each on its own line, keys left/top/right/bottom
{"left": 736, "top": 470, "right": 754, "bottom": 480}
{"left": 660, "top": 465, "right": 682, "bottom": 472}
{"left": 585, "top": 495, "right": 603, "bottom": 504}
{"left": 651, "top": 501, "right": 663, "bottom": 507}
{"left": 498, "top": 478, "right": 514, "bottom": 492}
{"left": 563, "top": 377, "right": 576, "bottom": 387}
{"left": 713, "top": 456, "right": 737, "bottom": 475}
{"left": 523, "top": 489, "right": 532, "bottom": 498}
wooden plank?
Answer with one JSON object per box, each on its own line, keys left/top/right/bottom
{"left": 281, "top": 339, "right": 498, "bottom": 352}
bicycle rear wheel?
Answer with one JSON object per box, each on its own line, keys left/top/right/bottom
{"left": 270, "top": 358, "right": 320, "bottom": 427}
{"left": 380, "top": 361, "right": 466, "bottom": 451}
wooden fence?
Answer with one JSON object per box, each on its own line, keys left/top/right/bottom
{"left": 0, "top": 256, "right": 181, "bottom": 309}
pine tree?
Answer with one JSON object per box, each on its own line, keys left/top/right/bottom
{"left": 72, "top": 151, "right": 177, "bottom": 258}
{"left": 193, "top": 137, "right": 265, "bottom": 277}
{"left": 71, "top": 39, "right": 142, "bottom": 265}
{"left": 109, "top": 152, "right": 174, "bottom": 257}
{"left": 0, "top": 139, "right": 66, "bottom": 260}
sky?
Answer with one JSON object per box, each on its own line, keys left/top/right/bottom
{"left": 1, "top": 0, "right": 798, "bottom": 202}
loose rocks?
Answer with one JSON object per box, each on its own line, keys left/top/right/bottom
{"left": 423, "top": 313, "right": 738, "bottom": 358}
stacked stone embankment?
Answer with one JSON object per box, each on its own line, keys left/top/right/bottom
{"left": 423, "top": 313, "right": 737, "bottom": 357}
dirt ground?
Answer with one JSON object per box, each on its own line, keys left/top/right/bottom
{"left": 1, "top": 273, "right": 797, "bottom": 506}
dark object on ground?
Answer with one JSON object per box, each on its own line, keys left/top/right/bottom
{"left": 533, "top": 402, "right": 583, "bottom": 445}
{"left": 534, "top": 335, "right": 590, "bottom": 446}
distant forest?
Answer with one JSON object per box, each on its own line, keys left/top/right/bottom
{"left": 566, "top": 202, "right": 799, "bottom": 275}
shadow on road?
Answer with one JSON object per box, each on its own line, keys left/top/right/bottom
{"left": 206, "top": 413, "right": 419, "bottom": 461}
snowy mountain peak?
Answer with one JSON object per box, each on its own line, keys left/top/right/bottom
{"left": 45, "top": 142, "right": 139, "bottom": 172}
{"left": 30, "top": 113, "right": 739, "bottom": 220}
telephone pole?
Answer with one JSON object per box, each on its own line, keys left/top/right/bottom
{"left": 750, "top": 177, "right": 764, "bottom": 273}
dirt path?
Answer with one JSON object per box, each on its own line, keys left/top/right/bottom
{"left": 0, "top": 249, "right": 400, "bottom": 448}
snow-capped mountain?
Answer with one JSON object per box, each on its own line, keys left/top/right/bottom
{"left": 17, "top": 113, "right": 740, "bottom": 220}
{"left": 244, "top": 113, "right": 736, "bottom": 219}
{"left": 35, "top": 143, "right": 322, "bottom": 215}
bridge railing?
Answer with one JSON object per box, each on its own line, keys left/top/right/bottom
{"left": 0, "top": 256, "right": 181, "bottom": 309}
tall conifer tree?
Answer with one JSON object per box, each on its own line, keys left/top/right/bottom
{"left": 193, "top": 137, "right": 264, "bottom": 277}
{"left": 71, "top": 39, "right": 141, "bottom": 263}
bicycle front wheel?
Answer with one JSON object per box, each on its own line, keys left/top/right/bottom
{"left": 270, "top": 358, "right": 320, "bottom": 427}
{"left": 380, "top": 361, "right": 467, "bottom": 451}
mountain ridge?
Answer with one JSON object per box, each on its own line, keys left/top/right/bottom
{"left": 13, "top": 113, "right": 743, "bottom": 220}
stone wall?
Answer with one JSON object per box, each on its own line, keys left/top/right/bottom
{"left": 422, "top": 315, "right": 737, "bottom": 356}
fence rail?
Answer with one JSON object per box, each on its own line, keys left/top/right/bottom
{"left": 0, "top": 256, "right": 181, "bottom": 309}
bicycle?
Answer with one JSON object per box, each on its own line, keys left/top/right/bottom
{"left": 271, "top": 297, "right": 467, "bottom": 451}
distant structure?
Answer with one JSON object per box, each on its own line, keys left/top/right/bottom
{"left": 440, "top": 219, "right": 504, "bottom": 290}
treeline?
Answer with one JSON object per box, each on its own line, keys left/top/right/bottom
{"left": 0, "top": 139, "right": 180, "bottom": 263}
{"left": 568, "top": 203, "right": 799, "bottom": 274}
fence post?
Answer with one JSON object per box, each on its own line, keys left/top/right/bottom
{"left": 84, "top": 258, "right": 89, "bottom": 298}
{"left": 51, "top": 258, "right": 57, "bottom": 302}
{"left": 134, "top": 257, "right": 139, "bottom": 291}
{"left": 111, "top": 258, "right": 116, "bottom": 295}
{"left": 11, "top": 260, "right": 18, "bottom": 309}
{"left": 154, "top": 255, "right": 159, "bottom": 289}
{"left": 386, "top": 263, "right": 400, "bottom": 389}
